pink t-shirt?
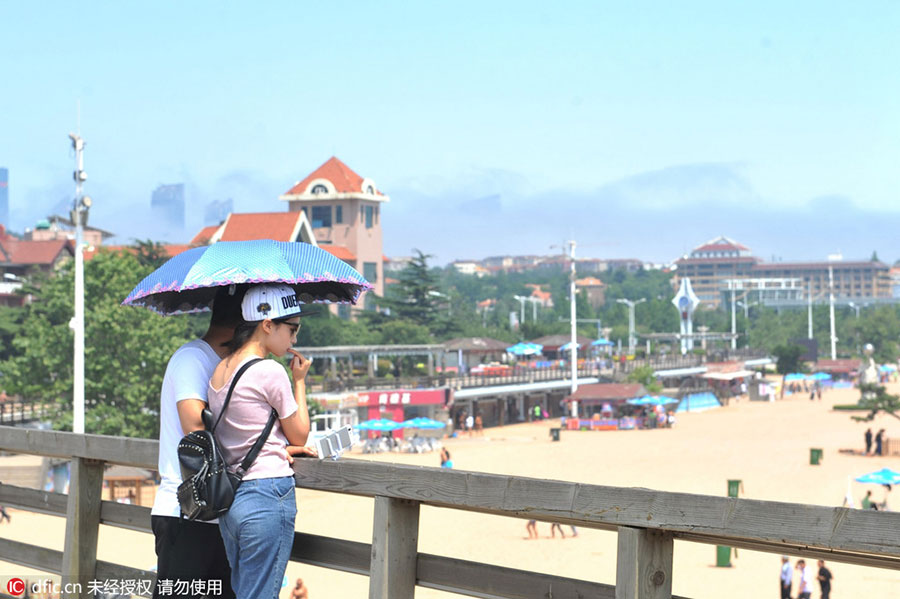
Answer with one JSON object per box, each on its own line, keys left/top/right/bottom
{"left": 208, "top": 357, "right": 298, "bottom": 481}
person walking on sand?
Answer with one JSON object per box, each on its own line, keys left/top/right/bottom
{"left": 795, "top": 559, "right": 814, "bottom": 599}
{"left": 779, "top": 556, "right": 792, "bottom": 599}
{"left": 875, "top": 429, "right": 885, "bottom": 456}
{"left": 550, "top": 522, "right": 565, "bottom": 538}
{"left": 525, "top": 519, "right": 538, "bottom": 539}
{"left": 289, "top": 578, "right": 309, "bottom": 599}
{"left": 0, "top": 505, "right": 10, "bottom": 524}
{"left": 816, "top": 560, "right": 833, "bottom": 599}
{"left": 865, "top": 428, "right": 873, "bottom": 455}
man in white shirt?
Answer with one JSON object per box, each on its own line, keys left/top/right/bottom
{"left": 151, "top": 287, "right": 242, "bottom": 599}
{"left": 780, "top": 555, "right": 792, "bottom": 599}
{"left": 795, "top": 559, "right": 814, "bottom": 599}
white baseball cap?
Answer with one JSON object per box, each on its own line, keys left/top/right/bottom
{"left": 241, "top": 283, "right": 310, "bottom": 322}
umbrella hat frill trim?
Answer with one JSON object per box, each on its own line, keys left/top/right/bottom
{"left": 123, "top": 275, "right": 372, "bottom": 303}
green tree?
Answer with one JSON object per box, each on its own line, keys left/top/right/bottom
{"left": 772, "top": 343, "right": 806, "bottom": 375}
{"left": 1, "top": 250, "right": 191, "bottom": 437}
{"left": 0, "top": 304, "right": 24, "bottom": 364}
{"left": 852, "top": 384, "right": 900, "bottom": 422}
{"left": 133, "top": 239, "right": 171, "bottom": 269}
{"left": 378, "top": 250, "right": 452, "bottom": 335}
{"left": 625, "top": 365, "right": 662, "bottom": 393}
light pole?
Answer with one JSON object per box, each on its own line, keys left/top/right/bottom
{"left": 729, "top": 280, "right": 737, "bottom": 350}
{"left": 68, "top": 132, "right": 91, "bottom": 434}
{"left": 828, "top": 264, "right": 837, "bottom": 359}
{"left": 616, "top": 298, "right": 646, "bottom": 356}
{"left": 567, "top": 240, "right": 577, "bottom": 407}
{"left": 848, "top": 301, "right": 860, "bottom": 319}
{"left": 807, "top": 280, "right": 813, "bottom": 339}
{"left": 513, "top": 295, "right": 526, "bottom": 325}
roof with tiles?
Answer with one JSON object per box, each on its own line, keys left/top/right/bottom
{"left": 217, "top": 212, "right": 303, "bottom": 242}
{"left": 564, "top": 383, "right": 646, "bottom": 402}
{"left": 191, "top": 225, "right": 220, "bottom": 245}
{"left": 283, "top": 156, "right": 382, "bottom": 196}
{"left": 319, "top": 245, "right": 356, "bottom": 262}
{"left": 576, "top": 277, "right": 605, "bottom": 287}
{"left": 0, "top": 238, "right": 72, "bottom": 266}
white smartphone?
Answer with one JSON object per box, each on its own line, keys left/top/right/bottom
{"left": 313, "top": 425, "right": 353, "bottom": 460}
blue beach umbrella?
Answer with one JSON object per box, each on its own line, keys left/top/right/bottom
{"left": 784, "top": 373, "right": 807, "bottom": 382}
{"left": 809, "top": 372, "right": 832, "bottom": 381}
{"left": 357, "top": 419, "right": 402, "bottom": 432}
{"left": 591, "top": 338, "right": 614, "bottom": 346}
{"left": 627, "top": 395, "right": 679, "bottom": 406}
{"left": 122, "top": 239, "right": 373, "bottom": 315}
{"left": 506, "top": 342, "right": 543, "bottom": 356}
{"left": 559, "top": 341, "right": 581, "bottom": 352}
{"left": 855, "top": 468, "right": 900, "bottom": 485}
{"left": 402, "top": 417, "right": 447, "bottom": 430}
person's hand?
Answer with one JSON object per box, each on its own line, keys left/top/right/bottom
{"left": 287, "top": 349, "right": 312, "bottom": 383}
{"left": 284, "top": 444, "right": 318, "bottom": 464}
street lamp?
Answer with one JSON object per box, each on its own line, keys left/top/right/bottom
{"left": 847, "top": 301, "right": 861, "bottom": 319}
{"left": 616, "top": 298, "right": 646, "bottom": 355}
{"left": 68, "top": 132, "right": 90, "bottom": 434}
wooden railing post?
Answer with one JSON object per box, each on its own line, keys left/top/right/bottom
{"left": 368, "top": 496, "right": 420, "bottom": 599}
{"left": 61, "top": 457, "right": 104, "bottom": 597}
{"left": 615, "top": 526, "right": 673, "bottom": 599}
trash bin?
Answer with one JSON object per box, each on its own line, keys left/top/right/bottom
{"left": 716, "top": 545, "right": 732, "bottom": 567}
{"left": 727, "top": 479, "right": 742, "bottom": 498}
{"left": 810, "top": 448, "right": 823, "bottom": 465}
{"left": 550, "top": 428, "right": 561, "bottom": 442}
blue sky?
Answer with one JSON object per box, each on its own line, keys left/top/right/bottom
{"left": 2, "top": 2, "right": 898, "bottom": 263}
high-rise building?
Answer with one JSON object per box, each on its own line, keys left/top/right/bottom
{"left": 204, "top": 198, "right": 233, "bottom": 226}
{"left": 0, "top": 168, "right": 8, "bottom": 228}
{"left": 151, "top": 183, "right": 185, "bottom": 230}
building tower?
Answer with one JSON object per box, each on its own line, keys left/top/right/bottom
{"left": 151, "top": 183, "right": 185, "bottom": 231}
{"left": 0, "top": 168, "right": 8, "bottom": 228}
{"left": 279, "top": 157, "right": 389, "bottom": 302}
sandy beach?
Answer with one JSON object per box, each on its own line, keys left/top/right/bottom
{"left": 2, "top": 381, "right": 899, "bottom": 598}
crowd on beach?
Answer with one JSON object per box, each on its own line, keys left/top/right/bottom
{"left": 780, "top": 556, "right": 832, "bottom": 599}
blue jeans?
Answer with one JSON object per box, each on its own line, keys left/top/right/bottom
{"left": 219, "top": 476, "right": 297, "bottom": 599}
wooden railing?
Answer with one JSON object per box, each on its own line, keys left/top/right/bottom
{"left": 1, "top": 425, "right": 899, "bottom": 599}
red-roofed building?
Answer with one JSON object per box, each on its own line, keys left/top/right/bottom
{"left": 0, "top": 224, "right": 74, "bottom": 306}
{"left": 675, "top": 236, "right": 891, "bottom": 309}
{"left": 279, "top": 157, "right": 388, "bottom": 299}
{"left": 576, "top": 276, "right": 606, "bottom": 308}
{"left": 191, "top": 225, "right": 219, "bottom": 246}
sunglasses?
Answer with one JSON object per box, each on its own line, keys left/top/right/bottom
{"left": 274, "top": 320, "right": 300, "bottom": 335}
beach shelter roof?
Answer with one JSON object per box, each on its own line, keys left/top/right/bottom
{"left": 442, "top": 337, "right": 510, "bottom": 352}
{"left": 564, "top": 383, "right": 645, "bottom": 403}
{"left": 855, "top": 468, "right": 900, "bottom": 485}
{"left": 529, "top": 334, "right": 594, "bottom": 350}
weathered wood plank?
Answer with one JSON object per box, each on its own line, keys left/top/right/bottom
{"left": 369, "top": 497, "right": 419, "bottom": 599}
{"left": 0, "top": 484, "right": 68, "bottom": 517}
{"left": 288, "top": 532, "right": 645, "bottom": 599}
{"left": 416, "top": 552, "right": 620, "bottom": 599}
{"left": 0, "top": 426, "right": 157, "bottom": 469}
{"left": 290, "top": 532, "right": 371, "bottom": 575}
{"left": 99, "top": 501, "right": 152, "bottom": 533}
{"left": 0, "top": 537, "right": 62, "bottom": 573}
{"left": 616, "top": 527, "right": 673, "bottom": 599}
{"left": 292, "top": 459, "right": 900, "bottom": 561}
{"left": 61, "top": 457, "right": 104, "bottom": 588}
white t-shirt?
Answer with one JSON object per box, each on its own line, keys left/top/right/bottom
{"left": 799, "top": 565, "right": 814, "bottom": 592}
{"left": 151, "top": 339, "right": 221, "bottom": 519}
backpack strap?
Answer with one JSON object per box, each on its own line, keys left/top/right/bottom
{"left": 210, "top": 357, "right": 280, "bottom": 480}
{"left": 211, "top": 357, "right": 264, "bottom": 432}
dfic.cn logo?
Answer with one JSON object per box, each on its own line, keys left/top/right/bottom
{"left": 7, "top": 578, "right": 25, "bottom": 596}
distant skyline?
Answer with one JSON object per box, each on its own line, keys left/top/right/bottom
{"left": 2, "top": 2, "right": 898, "bottom": 265}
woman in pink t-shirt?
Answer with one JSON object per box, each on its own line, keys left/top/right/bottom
{"left": 208, "top": 284, "right": 314, "bottom": 599}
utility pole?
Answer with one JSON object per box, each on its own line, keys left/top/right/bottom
{"left": 730, "top": 280, "right": 737, "bottom": 350}
{"left": 68, "top": 132, "right": 91, "bottom": 434}
{"left": 616, "top": 298, "right": 646, "bottom": 356}
{"left": 567, "top": 240, "right": 578, "bottom": 414}
{"left": 513, "top": 295, "right": 526, "bottom": 326}
{"left": 807, "top": 280, "right": 813, "bottom": 339}
{"left": 828, "top": 264, "right": 837, "bottom": 359}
